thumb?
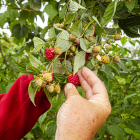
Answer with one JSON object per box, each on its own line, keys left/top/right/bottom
{"left": 64, "top": 83, "right": 79, "bottom": 99}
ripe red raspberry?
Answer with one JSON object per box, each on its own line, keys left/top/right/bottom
{"left": 45, "top": 48, "right": 55, "bottom": 59}
{"left": 85, "top": 53, "right": 90, "bottom": 60}
{"left": 68, "top": 74, "right": 79, "bottom": 86}
{"left": 51, "top": 73, "right": 54, "bottom": 83}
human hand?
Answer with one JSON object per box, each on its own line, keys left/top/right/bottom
{"left": 55, "top": 67, "right": 111, "bottom": 140}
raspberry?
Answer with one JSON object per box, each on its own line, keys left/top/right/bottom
{"left": 54, "top": 47, "right": 61, "bottom": 55}
{"left": 105, "top": 45, "right": 113, "bottom": 50}
{"left": 45, "top": 48, "right": 55, "bottom": 59}
{"left": 87, "top": 36, "right": 95, "bottom": 42}
{"left": 54, "top": 84, "right": 61, "bottom": 94}
{"left": 68, "top": 74, "right": 79, "bottom": 86}
{"left": 35, "top": 77, "right": 43, "bottom": 87}
{"left": 56, "top": 23, "right": 62, "bottom": 28}
{"left": 69, "top": 34, "right": 76, "bottom": 42}
{"left": 70, "top": 45, "right": 76, "bottom": 52}
{"left": 43, "top": 72, "right": 54, "bottom": 83}
{"left": 106, "top": 39, "right": 111, "bottom": 44}
{"left": 92, "top": 45, "right": 101, "bottom": 53}
{"left": 76, "top": 38, "right": 80, "bottom": 46}
{"left": 85, "top": 53, "right": 90, "bottom": 60}
{"left": 114, "top": 33, "right": 121, "bottom": 40}
{"left": 101, "top": 54, "right": 110, "bottom": 64}
{"left": 46, "top": 84, "right": 54, "bottom": 93}
{"left": 113, "top": 55, "right": 120, "bottom": 63}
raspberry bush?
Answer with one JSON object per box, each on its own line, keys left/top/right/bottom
{"left": 1, "top": 0, "right": 140, "bottom": 139}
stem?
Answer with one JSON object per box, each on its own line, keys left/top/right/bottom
{"left": 121, "top": 75, "right": 137, "bottom": 106}
{"left": 48, "top": 55, "right": 60, "bottom": 72}
{"left": 64, "top": 1, "right": 70, "bottom": 21}
{"left": 0, "top": 42, "right": 8, "bottom": 65}
{"left": 118, "top": 100, "right": 138, "bottom": 126}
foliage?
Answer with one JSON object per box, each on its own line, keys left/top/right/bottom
{"left": 0, "top": 0, "right": 140, "bottom": 139}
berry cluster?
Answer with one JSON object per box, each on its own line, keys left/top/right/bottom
{"left": 34, "top": 71, "right": 61, "bottom": 94}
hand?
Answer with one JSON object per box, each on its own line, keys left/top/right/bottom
{"left": 55, "top": 67, "right": 111, "bottom": 140}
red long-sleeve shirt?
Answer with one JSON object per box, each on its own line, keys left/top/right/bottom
{"left": 0, "top": 75, "right": 51, "bottom": 140}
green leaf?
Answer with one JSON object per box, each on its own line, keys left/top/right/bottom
{"left": 95, "top": 24, "right": 104, "bottom": 35}
{"left": 107, "top": 125, "right": 125, "bottom": 140}
{"left": 62, "top": 60, "right": 72, "bottom": 74}
{"left": 19, "top": 11, "right": 29, "bottom": 26}
{"left": 121, "top": 36, "right": 127, "bottom": 46}
{"left": 125, "top": 0, "right": 135, "bottom": 11}
{"left": 138, "top": 50, "right": 140, "bottom": 57}
{"left": 69, "top": 0, "right": 86, "bottom": 11}
{"left": 8, "top": 9, "right": 19, "bottom": 21}
{"left": 14, "top": 62, "right": 29, "bottom": 74}
{"left": 80, "top": 38, "right": 92, "bottom": 53}
{"left": 12, "top": 24, "right": 28, "bottom": 39}
{"left": 28, "top": 0, "right": 41, "bottom": 10}
{"left": 33, "top": 37, "right": 45, "bottom": 52}
{"left": 92, "top": 16, "right": 101, "bottom": 27}
{"left": 56, "top": 30, "right": 72, "bottom": 53}
{"left": 54, "top": 73, "right": 65, "bottom": 84}
{"left": 28, "top": 53, "right": 42, "bottom": 68}
{"left": 134, "top": 132, "right": 140, "bottom": 139}
{"left": 0, "top": 13, "right": 7, "bottom": 28}
{"left": 102, "top": 64, "right": 115, "bottom": 79}
{"left": 44, "top": 3, "right": 58, "bottom": 20}
{"left": 64, "top": 12, "right": 78, "bottom": 25}
{"left": 26, "top": 65, "right": 42, "bottom": 75}
{"left": 70, "top": 20, "right": 83, "bottom": 37}
{"left": 47, "top": 122, "right": 56, "bottom": 137}
{"left": 28, "top": 81, "right": 38, "bottom": 106}
{"left": 84, "top": 28, "right": 95, "bottom": 37}
{"left": 74, "top": 51, "right": 86, "bottom": 74}
{"left": 104, "top": 0, "right": 118, "bottom": 25}
{"left": 48, "top": 27, "right": 56, "bottom": 39}
{"left": 123, "top": 93, "right": 137, "bottom": 100}
{"left": 52, "top": 59, "right": 61, "bottom": 73}
{"left": 124, "top": 128, "right": 133, "bottom": 134}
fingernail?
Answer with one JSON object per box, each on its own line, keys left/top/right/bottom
{"left": 66, "top": 83, "right": 73, "bottom": 90}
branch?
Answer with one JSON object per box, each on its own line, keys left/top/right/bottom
{"left": 0, "top": 47, "right": 8, "bottom": 65}
{"left": 121, "top": 75, "right": 137, "bottom": 106}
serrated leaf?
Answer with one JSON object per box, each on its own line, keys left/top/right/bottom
{"left": 54, "top": 73, "right": 65, "bottom": 84}
{"left": 70, "top": 20, "right": 83, "bottom": 37}
{"left": 134, "top": 132, "right": 140, "bottom": 139}
{"left": 74, "top": 51, "right": 86, "bottom": 74}
{"left": 121, "top": 36, "right": 127, "bottom": 46}
{"left": 124, "top": 128, "right": 133, "bottom": 134}
{"left": 44, "top": 3, "right": 58, "bottom": 20}
{"left": 62, "top": 60, "right": 72, "bottom": 74}
{"left": 102, "top": 64, "right": 115, "bottom": 79}
{"left": 14, "top": 62, "right": 29, "bottom": 74}
{"left": 33, "top": 37, "right": 45, "bottom": 52}
{"left": 104, "top": 0, "right": 118, "bottom": 25}
{"left": 28, "top": 81, "right": 38, "bottom": 106}
{"left": 28, "top": 0, "right": 41, "bottom": 10}
{"left": 125, "top": 0, "right": 135, "bottom": 11}
{"left": 52, "top": 59, "right": 61, "bottom": 73}
{"left": 80, "top": 38, "right": 92, "bottom": 53}
{"left": 64, "top": 12, "right": 78, "bottom": 25}
{"left": 84, "top": 28, "right": 95, "bottom": 37}
{"left": 107, "top": 125, "right": 125, "bottom": 140}
{"left": 26, "top": 64, "right": 42, "bottom": 75}
{"left": 12, "top": 24, "right": 28, "bottom": 39}
{"left": 92, "top": 16, "right": 101, "bottom": 27}
{"left": 69, "top": 0, "right": 86, "bottom": 11}
{"left": 0, "top": 13, "right": 7, "bottom": 28}
{"left": 28, "top": 53, "right": 42, "bottom": 68}
{"left": 44, "top": 88, "right": 53, "bottom": 102}
{"left": 48, "top": 27, "right": 56, "bottom": 39}
{"left": 47, "top": 122, "right": 56, "bottom": 137}
{"left": 56, "top": 30, "right": 72, "bottom": 52}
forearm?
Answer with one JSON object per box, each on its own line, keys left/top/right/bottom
{"left": 0, "top": 75, "right": 51, "bottom": 140}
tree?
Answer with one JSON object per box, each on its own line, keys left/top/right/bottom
{"left": 0, "top": 0, "right": 140, "bottom": 139}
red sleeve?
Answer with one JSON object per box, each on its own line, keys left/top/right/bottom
{"left": 0, "top": 75, "right": 51, "bottom": 140}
